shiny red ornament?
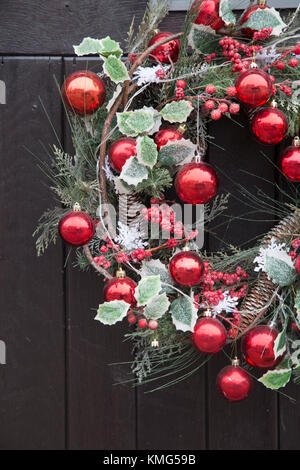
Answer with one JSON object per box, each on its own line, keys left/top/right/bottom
{"left": 239, "top": 1, "right": 269, "bottom": 38}
{"left": 61, "top": 71, "right": 106, "bottom": 115}
{"left": 235, "top": 69, "right": 273, "bottom": 108}
{"left": 192, "top": 316, "right": 226, "bottom": 354}
{"left": 295, "top": 255, "right": 300, "bottom": 277}
{"left": 242, "top": 324, "right": 284, "bottom": 369}
{"left": 216, "top": 361, "right": 253, "bottom": 402}
{"left": 154, "top": 126, "right": 184, "bottom": 150}
{"left": 191, "top": 0, "right": 224, "bottom": 32}
{"left": 251, "top": 106, "right": 288, "bottom": 145}
{"left": 148, "top": 32, "right": 180, "bottom": 64}
{"left": 108, "top": 137, "right": 137, "bottom": 173}
{"left": 169, "top": 250, "right": 204, "bottom": 287}
{"left": 58, "top": 209, "right": 95, "bottom": 246}
{"left": 175, "top": 162, "right": 219, "bottom": 205}
{"left": 103, "top": 276, "right": 137, "bottom": 307}
{"left": 279, "top": 138, "right": 300, "bottom": 182}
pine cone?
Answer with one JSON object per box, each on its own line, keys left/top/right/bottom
{"left": 119, "top": 192, "right": 147, "bottom": 237}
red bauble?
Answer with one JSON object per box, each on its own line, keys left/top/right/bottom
{"left": 295, "top": 255, "right": 300, "bottom": 277}
{"left": 169, "top": 250, "right": 204, "bottom": 287}
{"left": 242, "top": 324, "right": 284, "bottom": 369}
{"left": 235, "top": 69, "right": 273, "bottom": 108}
{"left": 239, "top": 2, "right": 269, "bottom": 38}
{"left": 192, "top": 0, "right": 224, "bottom": 32}
{"left": 108, "top": 137, "right": 137, "bottom": 173}
{"left": 61, "top": 71, "right": 106, "bottom": 115}
{"left": 216, "top": 361, "right": 253, "bottom": 402}
{"left": 58, "top": 209, "right": 95, "bottom": 246}
{"left": 279, "top": 138, "right": 300, "bottom": 182}
{"left": 251, "top": 106, "right": 288, "bottom": 145}
{"left": 103, "top": 276, "right": 137, "bottom": 307}
{"left": 175, "top": 162, "right": 219, "bottom": 205}
{"left": 192, "top": 317, "right": 226, "bottom": 354}
{"left": 154, "top": 126, "right": 184, "bottom": 150}
{"left": 148, "top": 32, "right": 180, "bottom": 64}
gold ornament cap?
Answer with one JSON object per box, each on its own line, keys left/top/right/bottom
{"left": 203, "top": 308, "right": 212, "bottom": 317}
{"left": 250, "top": 62, "right": 258, "bottom": 69}
{"left": 257, "top": 0, "right": 267, "bottom": 5}
{"left": 293, "top": 136, "right": 300, "bottom": 147}
{"left": 73, "top": 202, "right": 81, "bottom": 211}
{"left": 270, "top": 100, "right": 278, "bottom": 108}
{"left": 116, "top": 267, "right": 126, "bottom": 278}
{"left": 231, "top": 357, "right": 240, "bottom": 367}
{"left": 178, "top": 123, "right": 187, "bottom": 135}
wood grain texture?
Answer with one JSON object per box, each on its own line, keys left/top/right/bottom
{"left": 0, "top": 57, "right": 65, "bottom": 449}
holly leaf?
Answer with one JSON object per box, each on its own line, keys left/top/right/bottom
{"left": 148, "top": 109, "right": 162, "bottom": 136}
{"left": 258, "top": 368, "right": 291, "bottom": 390}
{"left": 160, "top": 100, "right": 193, "bottom": 124}
{"left": 103, "top": 55, "right": 129, "bottom": 83}
{"left": 188, "top": 24, "right": 219, "bottom": 55}
{"left": 126, "top": 108, "right": 156, "bottom": 135}
{"left": 219, "top": 0, "right": 236, "bottom": 26}
{"left": 274, "top": 328, "right": 287, "bottom": 360}
{"left": 170, "top": 295, "right": 198, "bottom": 332}
{"left": 98, "top": 36, "right": 122, "bottom": 58}
{"left": 136, "top": 135, "right": 158, "bottom": 168}
{"left": 95, "top": 299, "right": 130, "bottom": 325}
{"left": 241, "top": 7, "right": 286, "bottom": 37}
{"left": 117, "top": 112, "right": 137, "bottom": 137}
{"left": 265, "top": 252, "right": 297, "bottom": 287}
{"left": 114, "top": 177, "right": 133, "bottom": 195}
{"left": 158, "top": 139, "right": 196, "bottom": 166}
{"left": 120, "top": 156, "right": 148, "bottom": 187}
{"left": 294, "top": 288, "right": 300, "bottom": 325}
{"left": 140, "top": 259, "right": 174, "bottom": 294}
{"left": 73, "top": 37, "right": 103, "bottom": 56}
{"left": 135, "top": 275, "right": 162, "bottom": 306}
{"left": 143, "top": 293, "right": 170, "bottom": 320}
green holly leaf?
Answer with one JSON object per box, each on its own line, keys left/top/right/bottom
{"left": 95, "top": 299, "right": 130, "bottom": 325}
{"left": 148, "top": 109, "right": 162, "bottom": 136}
{"left": 265, "top": 251, "right": 297, "bottom": 287}
{"left": 274, "top": 328, "right": 287, "bottom": 360}
{"left": 143, "top": 293, "right": 170, "bottom": 320}
{"left": 103, "top": 55, "right": 129, "bottom": 83}
{"left": 117, "top": 112, "right": 137, "bottom": 137}
{"left": 219, "top": 0, "right": 236, "bottom": 26}
{"left": 136, "top": 135, "right": 158, "bottom": 168}
{"left": 170, "top": 295, "right": 198, "bottom": 332}
{"left": 98, "top": 36, "right": 122, "bottom": 58}
{"left": 160, "top": 100, "right": 193, "bottom": 124}
{"left": 158, "top": 139, "right": 196, "bottom": 166}
{"left": 127, "top": 109, "right": 155, "bottom": 135}
{"left": 241, "top": 7, "right": 286, "bottom": 37}
{"left": 135, "top": 275, "right": 162, "bottom": 306}
{"left": 294, "top": 289, "right": 300, "bottom": 325}
{"left": 188, "top": 24, "right": 219, "bottom": 55}
{"left": 120, "top": 156, "right": 148, "bottom": 187}
{"left": 258, "top": 368, "right": 291, "bottom": 390}
{"left": 140, "top": 259, "right": 174, "bottom": 294}
{"left": 73, "top": 37, "right": 103, "bottom": 56}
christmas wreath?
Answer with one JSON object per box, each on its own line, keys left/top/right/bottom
{"left": 34, "top": 0, "right": 300, "bottom": 402}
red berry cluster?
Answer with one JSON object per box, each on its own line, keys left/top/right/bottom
{"left": 128, "top": 52, "right": 137, "bottom": 63}
{"left": 175, "top": 79, "right": 186, "bottom": 100}
{"left": 205, "top": 52, "right": 217, "bottom": 64}
{"left": 228, "top": 311, "right": 242, "bottom": 339}
{"left": 253, "top": 27, "right": 273, "bottom": 42}
{"left": 290, "top": 239, "right": 300, "bottom": 261}
{"left": 293, "top": 45, "right": 300, "bottom": 55}
{"left": 203, "top": 84, "right": 240, "bottom": 120}
{"left": 278, "top": 84, "right": 292, "bottom": 96}
{"left": 127, "top": 310, "right": 158, "bottom": 330}
{"left": 131, "top": 248, "right": 152, "bottom": 262}
{"left": 155, "top": 68, "right": 166, "bottom": 79}
{"left": 142, "top": 204, "right": 185, "bottom": 237}
{"left": 218, "top": 36, "right": 262, "bottom": 73}
{"left": 276, "top": 58, "right": 298, "bottom": 71}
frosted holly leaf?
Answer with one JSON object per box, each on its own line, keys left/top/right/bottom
{"left": 73, "top": 37, "right": 103, "bottom": 56}
{"left": 114, "top": 176, "right": 133, "bottom": 195}
{"left": 160, "top": 100, "right": 193, "bottom": 124}
{"left": 136, "top": 135, "right": 158, "bottom": 168}
{"left": 295, "top": 289, "right": 300, "bottom": 327}
{"left": 135, "top": 275, "right": 162, "bottom": 306}
{"left": 126, "top": 108, "right": 156, "bottom": 135}
{"left": 265, "top": 251, "right": 297, "bottom": 287}
{"left": 120, "top": 156, "right": 148, "bottom": 187}
{"left": 241, "top": 7, "right": 286, "bottom": 37}
{"left": 188, "top": 24, "right": 219, "bottom": 55}
{"left": 117, "top": 112, "right": 137, "bottom": 137}
{"left": 170, "top": 295, "right": 198, "bottom": 332}
{"left": 106, "top": 85, "right": 122, "bottom": 112}
{"left": 148, "top": 109, "right": 162, "bottom": 136}
{"left": 98, "top": 36, "right": 122, "bottom": 58}
{"left": 143, "top": 293, "right": 170, "bottom": 320}
{"left": 140, "top": 259, "right": 174, "bottom": 294}
{"left": 258, "top": 368, "right": 291, "bottom": 390}
{"left": 158, "top": 139, "right": 196, "bottom": 166}
{"left": 95, "top": 299, "right": 130, "bottom": 325}
{"left": 219, "top": 0, "right": 236, "bottom": 26}
{"left": 274, "top": 329, "right": 287, "bottom": 360}
{"left": 103, "top": 55, "right": 130, "bottom": 83}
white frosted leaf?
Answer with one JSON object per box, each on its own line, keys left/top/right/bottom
{"left": 135, "top": 275, "right": 162, "bottom": 306}
{"left": 103, "top": 55, "right": 129, "bottom": 83}
{"left": 160, "top": 100, "right": 193, "bottom": 124}
{"left": 143, "top": 293, "right": 170, "bottom": 320}
{"left": 170, "top": 295, "right": 198, "bottom": 332}
{"left": 136, "top": 135, "right": 158, "bottom": 168}
{"left": 95, "top": 300, "right": 130, "bottom": 325}
{"left": 158, "top": 139, "right": 196, "bottom": 166}
{"left": 120, "top": 156, "right": 148, "bottom": 187}
{"left": 258, "top": 369, "right": 291, "bottom": 390}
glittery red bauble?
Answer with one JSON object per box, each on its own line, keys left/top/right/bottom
{"left": 192, "top": 0, "right": 224, "bottom": 31}
{"left": 192, "top": 317, "right": 226, "bottom": 354}
{"left": 251, "top": 107, "right": 288, "bottom": 145}
{"left": 242, "top": 325, "right": 284, "bottom": 369}
{"left": 279, "top": 142, "right": 300, "bottom": 182}
{"left": 148, "top": 32, "right": 180, "bottom": 64}
{"left": 216, "top": 364, "right": 253, "bottom": 402}
{"left": 58, "top": 211, "right": 95, "bottom": 246}
{"left": 61, "top": 71, "right": 106, "bottom": 115}
{"left": 295, "top": 255, "right": 300, "bottom": 277}
{"left": 108, "top": 137, "right": 137, "bottom": 173}
{"left": 169, "top": 250, "right": 204, "bottom": 287}
{"left": 240, "top": 4, "right": 269, "bottom": 38}
{"left": 154, "top": 126, "right": 184, "bottom": 150}
{"left": 235, "top": 69, "right": 272, "bottom": 108}
{"left": 103, "top": 277, "right": 137, "bottom": 306}
{"left": 175, "top": 162, "right": 219, "bottom": 205}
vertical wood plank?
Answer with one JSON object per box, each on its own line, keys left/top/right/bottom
{"left": 0, "top": 57, "right": 65, "bottom": 449}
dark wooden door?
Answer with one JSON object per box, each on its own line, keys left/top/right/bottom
{"left": 0, "top": 1, "right": 299, "bottom": 450}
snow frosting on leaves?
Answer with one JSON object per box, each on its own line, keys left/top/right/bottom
{"left": 95, "top": 300, "right": 130, "bottom": 325}
{"left": 188, "top": 24, "right": 219, "bottom": 55}
{"left": 114, "top": 221, "right": 148, "bottom": 251}
{"left": 241, "top": 7, "right": 286, "bottom": 36}
{"left": 170, "top": 295, "right": 198, "bottom": 332}
{"left": 103, "top": 55, "right": 130, "bottom": 83}
{"left": 219, "top": 0, "right": 236, "bottom": 26}
{"left": 73, "top": 36, "right": 122, "bottom": 57}
{"left": 265, "top": 251, "right": 296, "bottom": 287}
{"left": 140, "top": 258, "right": 174, "bottom": 294}
{"left": 143, "top": 293, "right": 170, "bottom": 320}
{"left": 117, "top": 107, "right": 156, "bottom": 136}
{"left": 134, "top": 275, "right": 162, "bottom": 306}
{"left": 158, "top": 139, "right": 196, "bottom": 166}
{"left": 119, "top": 156, "right": 149, "bottom": 186}
{"left": 160, "top": 100, "right": 193, "bottom": 123}
{"left": 258, "top": 368, "right": 291, "bottom": 390}
{"left": 136, "top": 135, "right": 158, "bottom": 168}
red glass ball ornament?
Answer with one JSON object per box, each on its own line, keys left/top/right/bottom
{"left": 169, "top": 250, "right": 204, "bottom": 287}
{"left": 148, "top": 32, "right": 180, "bottom": 64}
{"left": 61, "top": 71, "right": 106, "bottom": 115}
{"left": 279, "top": 138, "right": 300, "bottom": 182}
{"left": 242, "top": 324, "right": 284, "bottom": 369}
{"left": 108, "top": 137, "right": 137, "bottom": 173}
{"left": 58, "top": 210, "right": 95, "bottom": 246}
{"left": 235, "top": 69, "right": 273, "bottom": 108}
{"left": 295, "top": 255, "right": 300, "bottom": 277}
{"left": 175, "top": 162, "right": 219, "bottom": 205}
{"left": 216, "top": 362, "right": 253, "bottom": 402}
{"left": 154, "top": 126, "right": 184, "bottom": 150}
{"left": 239, "top": 3, "right": 269, "bottom": 38}
{"left": 192, "top": 317, "right": 226, "bottom": 354}
{"left": 103, "top": 277, "right": 137, "bottom": 307}
{"left": 191, "top": 0, "right": 224, "bottom": 32}
{"left": 251, "top": 106, "right": 288, "bottom": 145}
